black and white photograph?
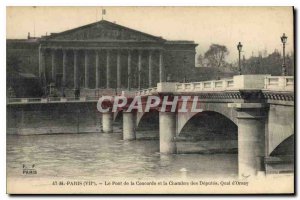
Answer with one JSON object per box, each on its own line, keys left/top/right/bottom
{"left": 5, "top": 6, "right": 295, "bottom": 194}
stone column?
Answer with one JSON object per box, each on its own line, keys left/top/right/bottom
{"left": 102, "top": 112, "right": 113, "bottom": 133}
{"left": 127, "top": 50, "right": 132, "bottom": 90}
{"left": 62, "top": 49, "right": 67, "bottom": 87}
{"left": 95, "top": 50, "right": 100, "bottom": 89}
{"left": 138, "top": 50, "right": 142, "bottom": 90}
{"left": 84, "top": 50, "right": 89, "bottom": 88}
{"left": 159, "top": 50, "right": 164, "bottom": 82}
{"left": 233, "top": 105, "right": 267, "bottom": 178}
{"left": 106, "top": 50, "right": 111, "bottom": 88}
{"left": 73, "top": 49, "right": 78, "bottom": 89}
{"left": 39, "top": 46, "right": 46, "bottom": 96}
{"left": 159, "top": 111, "right": 177, "bottom": 154}
{"left": 117, "top": 50, "right": 121, "bottom": 89}
{"left": 38, "top": 46, "right": 45, "bottom": 78}
{"left": 51, "top": 49, "right": 56, "bottom": 83}
{"left": 123, "top": 112, "right": 136, "bottom": 140}
{"left": 148, "top": 50, "right": 153, "bottom": 87}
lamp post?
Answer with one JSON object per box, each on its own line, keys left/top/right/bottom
{"left": 237, "top": 42, "right": 243, "bottom": 75}
{"left": 281, "top": 33, "right": 288, "bottom": 76}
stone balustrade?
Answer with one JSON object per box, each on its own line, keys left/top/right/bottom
{"left": 152, "top": 75, "right": 293, "bottom": 94}
{"left": 264, "top": 76, "right": 294, "bottom": 91}
{"left": 175, "top": 78, "right": 235, "bottom": 92}
{"left": 135, "top": 87, "right": 158, "bottom": 96}
{"left": 7, "top": 96, "right": 100, "bottom": 104}
{"left": 7, "top": 75, "right": 294, "bottom": 103}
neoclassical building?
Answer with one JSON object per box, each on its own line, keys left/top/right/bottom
{"left": 8, "top": 20, "right": 198, "bottom": 95}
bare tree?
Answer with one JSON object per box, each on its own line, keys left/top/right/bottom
{"left": 204, "top": 44, "right": 229, "bottom": 68}
{"left": 197, "top": 54, "right": 205, "bottom": 67}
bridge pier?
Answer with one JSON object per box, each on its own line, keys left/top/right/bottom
{"left": 235, "top": 104, "right": 267, "bottom": 178}
{"left": 123, "top": 112, "right": 136, "bottom": 140}
{"left": 159, "top": 112, "right": 177, "bottom": 154}
{"left": 102, "top": 112, "right": 113, "bottom": 133}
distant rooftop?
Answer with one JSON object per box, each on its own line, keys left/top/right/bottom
{"left": 166, "top": 40, "right": 196, "bottom": 44}
{"left": 7, "top": 20, "right": 197, "bottom": 45}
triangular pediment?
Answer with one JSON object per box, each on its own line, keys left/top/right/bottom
{"left": 46, "top": 20, "right": 165, "bottom": 42}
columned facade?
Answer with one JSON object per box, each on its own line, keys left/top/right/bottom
{"left": 127, "top": 50, "right": 132, "bottom": 90}
{"left": 62, "top": 49, "right": 67, "bottom": 87}
{"left": 117, "top": 51, "right": 121, "bottom": 89}
{"left": 51, "top": 49, "right": 56, "bottom": 83}
{"left": 106, "top": 50, "right": 111, "bottom": 89}
{"left": 38, "top": 45, "right": 45, "bottom": 79}
{"left": 38, "top": 47, "right": 167, "bottom": 91}
{"left": 95, "top": 50, "right": 100, "bottom": 89}
{"left": 84, "top": 50, "right": 89, "bottom": 88}
{"left": 73, "top": 50, "right": 78, "bottom": 89}
{"left": 159, "top": 50, "right": 164, "bottom": 82}
{"left": 138, "top": 50, "right": 142, "bottom": 90}
{"left": 37, "top": 20, "right": 197, "bottom": 95}
{"left": 148, "top": 51, "right": 153, "bottom": 87}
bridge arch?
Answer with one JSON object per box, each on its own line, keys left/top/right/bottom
{"left": 270, "top": 134, "right": 294, "bottom": 157}
{"left": 113, "top": 110, "right": 123, "bottom": 123}
{"left": 177, "top": 111, "right": 238, "bottom": 140}
{"left": 267, "top": 105, "right": 294, "bottom": 155}
{"left": 177, "top": 102, "right": 237, "bottom": 136}
{"left": 136, "top": 109, "right": 159, "bottom": 131}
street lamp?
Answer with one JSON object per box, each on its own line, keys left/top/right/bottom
{"left": 280, "top": 33, "right": 288, "bottom": 76}
{"left": 237, "top": 42, "right": 243, "bottom": 75}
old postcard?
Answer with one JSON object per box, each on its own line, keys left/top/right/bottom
{"left": 6, "top": 6, "right": 294, "bottom": 194}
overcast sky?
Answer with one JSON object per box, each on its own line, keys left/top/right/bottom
{"left": 6, "top": 6, "right": 294, "bottom": 62}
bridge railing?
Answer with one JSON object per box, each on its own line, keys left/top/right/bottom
{"left": 7, "top": 75, "right": 294, "bottom": 103}
{"left": 264, "top": 76, "right": 294, "bottom": 91}
{"left": 135, "top": 87, "right": 158, "bottom": 96}
{"left": 7, "top": 96, "right": 101, "bottom": 104}
{"left": 175, "top": 78, "right": 234, "bottom": 92}
{"left": 154, "top": 75, "right": 293, "bottom": 94}
{"left": 8, "top": 98, "right": 42, "bottom": 103}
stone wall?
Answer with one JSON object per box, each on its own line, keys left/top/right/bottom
{"left": 7, "top": 102, "right": 101, "bottom": 135}
{"left": 267, "top": 104, "right": 294, "bottom": 155}
{"left": 7, "top": 39, "right": 39, "bottom": 76}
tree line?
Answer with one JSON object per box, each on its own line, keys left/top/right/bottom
{"left": 197, "top": 44, "right": 294, "bottom": 77}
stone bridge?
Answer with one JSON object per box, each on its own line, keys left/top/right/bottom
{"left": 7, "top": 75, "right": 294, "bottom": 177}
{"left": 103, "top": 75, "right": 294, "bottom": 177}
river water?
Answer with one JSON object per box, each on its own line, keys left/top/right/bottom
{"left": 7, "top": 129, "right": 238, "bottom": 180}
